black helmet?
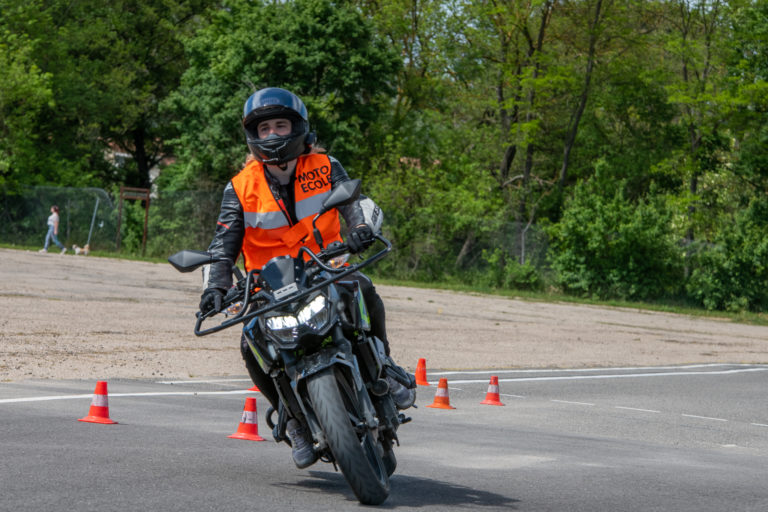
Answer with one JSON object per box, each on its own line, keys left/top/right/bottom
{"left": 242, "top": 87, "right": 315, "bottom": 165}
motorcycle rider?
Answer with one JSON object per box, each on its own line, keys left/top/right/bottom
{"left": 199, "top": 87, "right": 415, "bottom": 468}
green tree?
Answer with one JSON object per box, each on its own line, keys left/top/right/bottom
{"left": 658, "top": 0, "right": 731, "bottom": 272}
{"left": 687, "top": 196, "right": 768, "bottom": 311}
{"left": 0, "top": 26, "right": 54, "bottom": 189}
{"left": 727, "top": 0, "right": 768, "bottom": 190}
{"left": 680, "top": 0, "right": 768, "bottom": 312}
{"left": 161, "top": 0, "right": 400, "bottom": 188}
{"left": 0, "top": 0, "right": 211, "bottom": 188}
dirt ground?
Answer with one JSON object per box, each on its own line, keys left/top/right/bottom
{"left": 2, "top": 248, "right": 767, "bottom": 382}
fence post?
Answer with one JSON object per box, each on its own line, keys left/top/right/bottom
{"left": 115, "top": 186, "right": 151, "bottom": 255}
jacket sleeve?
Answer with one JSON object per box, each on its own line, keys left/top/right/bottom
{"left": 206, "top": 181, "right": 245, "bottom": 291}
{"left": 329, "top": 156, "right": 366, "bottom": 228}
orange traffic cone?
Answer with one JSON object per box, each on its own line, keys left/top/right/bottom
{"left": 248, "top": 385, "right": 260, "bottom": 392}
{"left": 78, "top": 381, "right": 118, "bottom": 424}
{"left": 228, "top": 397, "right": 265, "bottom": 441}
{"left": 415, "top": 358, "right": 429, "bottom": 386}
{"left": 426, "top": 378, "right": 455, "bottom": 409}
{"left": 480, "top": 376, "right": 505, "bottom": 406}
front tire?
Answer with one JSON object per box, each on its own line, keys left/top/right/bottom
{"left": 306, "top": 367, "right": 390, "bottom": 505}
{"left": 382, "top": 444, "right": 397, "bottom": 476}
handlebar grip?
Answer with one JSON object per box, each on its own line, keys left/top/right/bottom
{"left": 223, "top": 287, "right": 240, "bottom": 303}
{"left": 320, "top": 243, "right": 350, "bottom": 260}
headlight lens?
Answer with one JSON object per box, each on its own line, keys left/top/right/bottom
{"left": 266, "top": 315, "right": 299, "bottom": 330}
{"left": 265, "top": 295, "right": 329, "bottom": 342}
{"left": 297, "top": 295, "right": 327, "bottom": 325}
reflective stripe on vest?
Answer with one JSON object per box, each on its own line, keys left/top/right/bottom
{"left": 296, "top": 190, "right": 331, "bottom": 219}
{"left": 231, "top": 154, "right": 343, "bottom": 272}
{"left": 243, "top": 210, "right": 289, "bottom": 230}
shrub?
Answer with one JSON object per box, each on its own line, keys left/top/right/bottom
{"left": 549, "top": 180, "right": 683, "bottom": 300}
{"left": 481, "top": 248, "right": 542, "bottom": 291}
{"left": 686, "top": 197, "right": 768, "bottom": 312}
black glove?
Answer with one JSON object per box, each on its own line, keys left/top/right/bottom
{"left": 347, "top": 224, "right": 374, "bottom": 254}
{"left": 199, "top": 287, "right": 225, "bottom": 315}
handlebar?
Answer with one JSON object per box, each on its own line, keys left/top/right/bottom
{"left": 193, "top": 234, "right": 392, "bottom": 336}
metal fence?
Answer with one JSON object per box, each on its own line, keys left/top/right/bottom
{"left": 0, "top": 186, "right": 224, "bottom": 257}
{"left": 1, "top": 186, "right": 548, "bottom": 287}
{"left": 0, "top": 186, "right": 117, "bottom": 251}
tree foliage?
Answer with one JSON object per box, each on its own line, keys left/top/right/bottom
{"left": 2, "top": 0, "right": 768, "bottom": 312}
{"left": 0, "top": 24, "right": 53, "bottom": 188}
{"left": 161, "top": 0, "right": 400, "bottom": 188}
{"left": 0, "top": 0, "right": 211, "bottom": 188}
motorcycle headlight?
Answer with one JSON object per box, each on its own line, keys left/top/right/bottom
{"left": 297, "top": 295, "right": 329, "bottom": 329}
{"left": 265, "top": 295, "right": 329, "bottom": 342}
{"left": 266, "top": 315, "right": 299, "bottom": 342}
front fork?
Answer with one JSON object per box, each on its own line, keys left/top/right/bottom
{"left": 274, "top": 325, "right": 382, "bottom": 449}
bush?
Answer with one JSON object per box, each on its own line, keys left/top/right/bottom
{"left": 686, "top": 197, "right": 768, "bottom": 312}
{"left": 549, "top": 180, "right": 683, "bottom": 300}
{"left": 480, "top": 248, "right": 542, "bottom": 290}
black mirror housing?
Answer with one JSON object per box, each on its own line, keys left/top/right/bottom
{"left": 321, "top": 179, "right": 361, "bottom": 213}
{"left": 168, "top": 250, "right": 213, "bottom": 273}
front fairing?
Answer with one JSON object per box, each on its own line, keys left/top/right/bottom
{"left": 259, "top": 291, "right": 338, "bottom": 349}
{"left": 256, "top": 259, "right": 342, "bottom": 351}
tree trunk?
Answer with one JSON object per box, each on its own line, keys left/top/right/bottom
{"left": 455, "top": 231, "right": 475, "bottom": 268}
{"left": 559, "top": 0, "right": 603, "bottom": 191}
{"left": 518, "top": 0, "right": 554, "bottom": 254}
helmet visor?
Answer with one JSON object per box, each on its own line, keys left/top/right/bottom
{"left": 244, "top": 110, "right": 305, "bottom": 142}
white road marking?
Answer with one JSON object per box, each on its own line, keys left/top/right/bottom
{"left": 157, "top": 364, "right": 766, "bottom": 388}
{"left": 615, "top": 406, "right": 661, "bottom": 413}
{"left": 682, "top": 414, "right": 728, "bottom": 422}
{"left": 500, "top": 393, "right": 526, "bottom": 398}
{"left": 432, "top": 363, "right": 764, "bottom": 376}
{"left": 156, "top": 378, "right": 252, "bottom": 385}
{"left": 443, "top": 367, "right": 768, "bottom": 385}
{"left": 750, "top": 423, "right": 768, "bottom": 428}
{"left": 0, "top": 389, "right": 254, "bottom": 404}
{"left": 551, "top": 400, "right": 595, "bottom": 406}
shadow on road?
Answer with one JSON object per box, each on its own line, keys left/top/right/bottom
{"left": 282, "top": 470, "right": 519, "bottom": 509}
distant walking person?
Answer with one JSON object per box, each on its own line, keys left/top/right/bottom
{"left": 39, "top": 205, "right": 67, "bottom": 254}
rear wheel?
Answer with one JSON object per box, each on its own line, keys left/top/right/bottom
{"left": 306, "top": 367, "right": 389, "bottom": 505}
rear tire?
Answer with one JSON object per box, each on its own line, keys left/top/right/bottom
{"left": 306, "top": 367, "right": 390, "bottom": 505}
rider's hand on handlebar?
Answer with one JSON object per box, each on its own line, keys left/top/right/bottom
{"left": 199, "top": 287, "right": 225, "bottom": 315}
{"left": 347, "top": 224, "right": 374, "bottom": 254}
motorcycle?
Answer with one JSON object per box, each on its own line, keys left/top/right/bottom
{"left": 168, "top": 180, "right": 414, "bottom": 505}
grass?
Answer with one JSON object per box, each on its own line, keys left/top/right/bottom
{"left": 4, "top": 242, "right": 767, "bottom": 326}
{"left": 1, "top": 242, "right": 170, "bottom": 264}
{"left": 369, "top": 276, "right": 768, "bottom": 327}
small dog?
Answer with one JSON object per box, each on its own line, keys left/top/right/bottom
{"left": 72, "top": 244, "right": 90, "bottom": 256}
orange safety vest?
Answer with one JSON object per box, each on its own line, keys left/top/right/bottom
{"left": 230, "top": 154, "right": 343, "bottom": 272}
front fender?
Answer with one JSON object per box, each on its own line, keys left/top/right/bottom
{"left": 296, "top": 345, "right": 359, "bottom": 389}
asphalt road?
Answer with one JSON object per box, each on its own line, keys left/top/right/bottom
{"left": 2, "top": 364, "right": 768, "bottom": 511}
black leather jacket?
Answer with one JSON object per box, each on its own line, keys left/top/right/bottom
{"left": 206, "top": 155, "right": 366, "bottom": 291}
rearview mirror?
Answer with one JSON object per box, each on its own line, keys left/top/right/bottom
{"left": 312, "top": 180, "right": 362, "bottom": 249}
{"left": 321, "top": 179, "right": 361, "bottom": 213}
{"left": 168, "top": 250, "right": 213, "bottom": 273}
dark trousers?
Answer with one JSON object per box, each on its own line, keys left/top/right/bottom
{"left": 241, "top": 272, "right": 388, "bottom": 411}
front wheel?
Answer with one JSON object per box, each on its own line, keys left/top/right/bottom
{"left": 382, "top": 444, "right": 397, "bottom": 476}
{"left": 306, "top": 367, "right": 390, "bottom": 505}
